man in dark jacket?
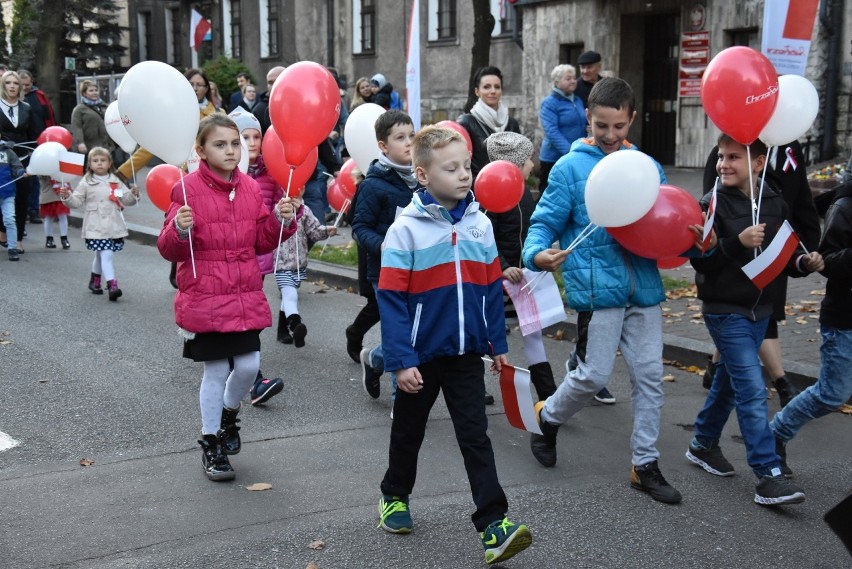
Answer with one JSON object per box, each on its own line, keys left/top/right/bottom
{"left": 19, "top": 70, "right": 55, "bottom": 223}
{"left": 575, "top": 51, "right": 603, "bottom": 107}
{"left": 253, "top": 66, "right": 285, "bottom": 134}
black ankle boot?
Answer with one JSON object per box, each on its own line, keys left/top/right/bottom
{"left": 220, "top": 406, "right": 241, "bottom": 455}
{"left": 45, "top": 236, "right": 56, "bottom": 248}
{"left": 198, "top": 433, "right": 235, "bottom": 481}
{"left": 287, "top": 313, "right": 307, "bottom": 348}
{"left": 773, "top": 376, "right": 800, "bottom": 408}
{"left": 88, "top": 273, "right": 103, "bottom": 295}
{"left": 60, "top": 236, "right": 70, "bottom": 249}
{"left": 277, "top": 310, "right": 292, "bottom": 344}
{"left": 529, "top": 362, "right": 557, "bottom": 400}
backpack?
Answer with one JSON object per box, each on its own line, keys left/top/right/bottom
{"left": 390, "top": 90, "right": 402, "bottom": 110}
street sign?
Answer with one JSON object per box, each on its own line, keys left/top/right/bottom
{"left": 65, "top": 57, "right": 76, "bottom": 71}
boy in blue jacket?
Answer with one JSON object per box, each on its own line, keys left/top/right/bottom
{"left": 352, "top": 110, "right": 423, "bottom": 405}
{"left": 0, "top": 139, "right": 26, "bottom": 261}
{"left": 376, "top": 126, "right": 532, "bottom": 565}
{"left": 522, "top": 77, "right": 708, "bottom": 504}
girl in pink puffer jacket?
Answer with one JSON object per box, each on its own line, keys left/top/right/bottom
{"left": 157, "top": 114, "right": 299, "bottom": 482}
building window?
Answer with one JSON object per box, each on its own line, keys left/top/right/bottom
{"left": 727, "top": 27, "right": 759, "bottom": 49}
{"left": 164, "top": 7, "right": 180, "bottom": 65}
{"left": 352, "top": 0, "right": 375, "bottom": 54}
{"left": 229, "top": 0, "right": 242, "bottom": 59}
{"left": 437, "top": 0, "right": 456, "bottom": 40}
{"left": 490, "top": 0, "right": 515, "bottom": 36}
{"left": 259, "top": 0, "right": 280, "bottom": 58}
{"left": 559, "top": 43, "right": 584, "bottom": 66}
{"left": 137, "top": 11, "right": 151, "bottom": 61}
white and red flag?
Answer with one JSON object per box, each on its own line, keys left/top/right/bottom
{"left": 499, "top": 365, "right": 543, "bottom": 435}
{"left": 701, "top": 183, "right": 717, "bottom": 252}
{"left": 742, "top": 221, "right": 800, "bottom": 289}
{"left": 58, "top": 151, "right": 84, "bottom": 176}
{"left": 190, "top": 9, "right": 212, "bottom": 52}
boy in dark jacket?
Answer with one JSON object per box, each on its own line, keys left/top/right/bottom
{"left": 686, "top": 134, "right": 823, "bottom": 506}
{"left": 352, "top": 110, "right": 422, "bottom": 406}
{"left": 0, "top": 139, "right": 26, "bottom": 261}
{"left": 770, "top": 180, "right": 852, "bottom": 475}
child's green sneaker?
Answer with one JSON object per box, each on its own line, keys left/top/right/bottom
{"left": 480, "top": 517, "right": 532, "bottom": 564}
{"left": 377, "top": 494, "right": 412, "bottom": 534}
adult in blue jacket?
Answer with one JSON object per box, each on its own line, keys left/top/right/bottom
{"left": 538, "top": 64, "right": 586, "bottom": 192}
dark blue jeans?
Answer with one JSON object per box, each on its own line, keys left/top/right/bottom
{"left": 694, "top": 313, "right": 779, "bottom": 477}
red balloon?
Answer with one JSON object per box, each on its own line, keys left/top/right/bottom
{"left": 269, "top": 62, "right": 341, "bottom": 167}
{"left": 658, "top": 257, "right": 689, "bottom": 269}
{"left": 701, "top": 46, "right": 778, "bottom": 145}
{"left": 337, "top": 159, "right": 358, "bottom": 200}
{"left": 436, "top": 120, "right": 473, "bottom": 156}
{"left": 607, "top": 184, "right": 703, "bottom": 259}
{"left": 146, "top": 164, "right": 182, "bottom": 213}
{"left": 327, "top": 181, "right": 351, "bottom": 213}
{"left": 37, "top": 126, "right": 73, "bottom": 150}
{"left": 262, "top": 126, "right": 318, "bottom": 198}
{"left": 474, "top": 160, "right": 524, "bottom": 214}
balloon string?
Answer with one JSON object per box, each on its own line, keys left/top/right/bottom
{"left": 0, "top": 174, "right": 27, "bottom": 191}
{"left": 521, "top": 224, "right": 599, "bottom": 294}
{"left": 755, "top": 146, "right": 771, "bottom": 230}
{"left": 274, "top": 166, "right": 296, "bottom": 272}
{"left": 319, "top": 198, "right": 350, "bottom": 258}
{"left": 130, "top": 159, "right": 139, "bottom": 206}
{"left": 179, "top": 170, "right": 197, "bottom": 278}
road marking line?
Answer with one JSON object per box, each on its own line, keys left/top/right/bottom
{"left": 0, "top": 431, "right": 21, "bottom": 452}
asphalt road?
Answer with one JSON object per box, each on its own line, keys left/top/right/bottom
{"left": 1, "top": 238, "right": 850, "bottom": 568}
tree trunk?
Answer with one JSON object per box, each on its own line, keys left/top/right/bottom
{"left": 35, "top": 0, "right": 63, "bottom": 119}
{"left": 464, "top": 0, "right": 495, "bottom": 112}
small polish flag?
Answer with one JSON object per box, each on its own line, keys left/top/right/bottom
{"left": 499, "top": 365, "right": 543, "bottom": 435}
{"left": 58, "top": 151, "right": 85, "bottom": 176}
{"left": 742, "top": 221, "right": 800, "bottom": 290}
{"left": 701, "top": 183, "right": 717, "bottom": 252}
{"left": 190, "top": 9, "right": 212, "bottom": 52}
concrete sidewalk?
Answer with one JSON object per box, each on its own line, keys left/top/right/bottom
{"left": 66, "top": 165, "right": 823, "bottom": 385}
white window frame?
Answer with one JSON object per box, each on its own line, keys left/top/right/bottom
{"left": 164, "top": 7, "right": 175, "bottom": 63}
{"left": 222, "top": 0, "right": 233, "bottom": 57}
{"left": 136, "top": 12, "right": 149, "bottom": 61}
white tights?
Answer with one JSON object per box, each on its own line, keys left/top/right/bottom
{"left": 279, "top": 285, "right": 299, "bottom": 315}
{"left": 91, "top": 250, "right": 115, "bottom": 281}
{"left": 199, "top": 351, "right": 260, "bottom": 435}
{"left": 43, "top": 215, "right": 68, "bottom": 238}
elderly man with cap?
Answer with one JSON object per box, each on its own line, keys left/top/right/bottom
{"left": 369, "top": 73, "right": 402, "bottom": 110}
{"left": 575, "top": 51, "right": 603, "bottom": 107}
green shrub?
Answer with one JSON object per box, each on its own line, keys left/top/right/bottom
{"left": 202, "top": 56, "right": 256, "bottom": 106}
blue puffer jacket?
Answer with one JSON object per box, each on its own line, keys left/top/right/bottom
{"left": 351, "top": 159, "right": 423, "bottom": 283}
{"left": 0, "top": 146, "right": 24, "bottom": 200}
{"left": 539, "top": 88, "right": 586, "bottom": 163}
{"left": 522, "top": 139, "right": 667, "bottom": 310}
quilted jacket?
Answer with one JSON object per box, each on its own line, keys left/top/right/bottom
{"left": 248, "top": 155, "right": 284, "bottom": 276}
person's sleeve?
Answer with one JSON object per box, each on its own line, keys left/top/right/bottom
{"left": 69, "top": 107, "right": 84, "bottom": 148}
{"left": 540, "top": 98, "right": 572, "bottom": 156}
{"left": 818, "top": 199, "right": 852, "bottom": 281}
{"left": 157, "top": 182, "right": 193, "bottom": 262}
{"left": 483, "top": 222, "right": 509, "bottom": 355}
{"left": 118, "top": 179, "right": 139, "bottom": 206}
{"left": 702, "top": 146, "right": 719, "bottom": 195}
{"left": 522, "top": 161, "right": 576, "bottom": 271}
{"left": 9, "top": 152, "right": 24, "bottom": 177}
{"left": 61, "top": 179, "right": 86, "bottom": 210}
{"left": 303, "top": 207, "right": 329, "bottom": 246}
{"left": 377, "top": 223, "right": 419, "bottom": 371}
{"left": 351, "top": 181, "right": 387, "bottom": 258}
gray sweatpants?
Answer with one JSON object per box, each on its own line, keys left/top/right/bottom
{"left": 541, "top": 305, "right": 664, "bottom": 466}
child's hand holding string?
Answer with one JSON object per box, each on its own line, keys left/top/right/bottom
{"left": 277, "top": 197, "right": 297, "bottom": 222}
{"left": 129, "top": 184, "right": 140, "bottom": 199}
{"left": 175, "top": 205, "right": 193, "bottom": 230}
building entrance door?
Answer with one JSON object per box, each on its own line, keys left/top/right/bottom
{"left": 641, "top": 13, "right": 679, "bottom": 165}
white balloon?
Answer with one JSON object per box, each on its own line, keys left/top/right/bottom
{"left": 759, "top": 75, "right": 819, "bottom": 147}
{"left": 186, "top": 137, "right": 248, "bottom": 174}
{"left": 104, "top": 101, "right": 137, "bottom": 154}
{"left": 585, "top": 150, "right": 661, "bottom": 228}
{"left": 117, "top": 61, "right": 199, "bottom": 166}
{"left": 26, "top": 141, "right": 65, "bottom": 176}
{"left": 344, "top": 103, "right": 386, "bottom": 173}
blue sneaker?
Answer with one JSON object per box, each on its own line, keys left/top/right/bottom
{"left": 480, "top": 517, "right": 532, "bottom": 564}
{"left": 594, "top": 387, "right": 616, "bottom": 404}
{"left": 378, "top": 494, "right": 412, "bottom": 533}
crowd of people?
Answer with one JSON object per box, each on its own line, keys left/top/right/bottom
{"left": 3, "top": 54, "right": 850, "bottom": 564}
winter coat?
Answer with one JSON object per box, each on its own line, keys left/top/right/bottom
{"left": 377, "top": 191, "right": 508, "bottom": 372}
{"left": 0, "top": 146, "right": 24, "bottom": 200}
{"left": 0, "top": 100, "right": 36, "bottom": 159}
{"left": 456, "top": 113, "right": 521, "bottom": 180}
{"left": 485, "top": 184, "right": 536, "bottom": 270}
{"left": 539, "top": 88, "right": 587, "bottom": 163}
{"left": 70, "top": 101, "right": 114, "bottom": 152}
{"left": 25, "top": 88, "right": 57, "bottom": 134}
{"left": 352, "top": 160, "right": 423, "bottom": 283}
{"left": 274, "top": 205, "right": 331, "bottom": 272}
{"left": 39, "top": 176, "right": 66, "bottom": 205}
{"left": 247, "top": 155, "right": 284, "bottom": 276}
{"left": 522, "top": 138, "right": 669, "bottom": 311}
{"left": 817, "top": 182, "right": 852, "bottom": 330}
{"left": 691, "top": 183, "right": 810, "bottom": 321}
{"left": 62, "top": 173, "right": 138, "bottom": 238}
{"left": 371, "top": 82, "right": 395, "bottom": 110}
{"left": 157, "top": 160, "right": 299, "bottom": 335}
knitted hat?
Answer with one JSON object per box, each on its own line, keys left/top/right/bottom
{"left": 227, "top": 109, "right": 261, "bottom": 134}
{"left": 370, "top": 73, "right": 388, "bottom": 89}
{"left": 486, "top": 131, "right": 533, "bottom": 169}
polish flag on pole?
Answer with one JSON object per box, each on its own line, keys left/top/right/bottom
{"left": 190, "top": 9, "right": 212, "bottom": 52}
{"left": 701, "top": 183, "right": 717, "bottom": 252}
{"left": 58, "top": 150, "right": 85, "bottom": 176}
{"left": 405, "top": 0, "right": 421, "bottom": 130}
{"left": 499, "top": 365, "right": 543, "bottom": 435}
{"left": 742, "top": 221, "right": 800, "bottom": 290}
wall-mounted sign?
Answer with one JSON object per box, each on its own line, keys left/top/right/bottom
{"left": 679, "top": 31, "right": 709, "bottom": 97}
{"left": 689, "top": 3, "right": 706, "bottom": 31}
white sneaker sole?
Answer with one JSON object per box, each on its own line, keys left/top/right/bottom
{"left": 685, "top": 449, "right": 735, "bottom": 477}
{"left": 754, "top": 491, "right": 805, "bottom": 505}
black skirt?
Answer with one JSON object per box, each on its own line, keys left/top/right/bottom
{"left": 182, "top": 330, "right": 261, "bottom": 362}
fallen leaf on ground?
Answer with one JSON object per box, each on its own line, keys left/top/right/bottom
{"left": 79, "top": 458, "right": 94, "bottom": 467}
{"left": 306, "top": 563, "right": 319, "bottom": 569}
{"left": 662, "top": 374, "right": 675, "bottom": 382}
{"left": 800, "top": 300, "right": 819, "bottom": 305}
{"left": 795, "top": 318, "right": 808, "bottom": 324}
{"left": 554, "top": 329, "right": 564, "bottom": 340}
{"left": 38, "top": 379, "right": 48, "bottom": 383}
{"left": 810, "top": 289, "right": 826, "bottom": 296}
{"left": 308, "top": 539, "right": 325, "bottom": 550}
{"left": 0, "top": 339, "right": 12, "bottom": 345}
{"left": 246, "top": 483, "right": 273, "bottom": 491}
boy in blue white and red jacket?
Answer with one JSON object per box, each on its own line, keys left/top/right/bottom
{"left": 375, "top": 125, "right": 532, "bottom": 565}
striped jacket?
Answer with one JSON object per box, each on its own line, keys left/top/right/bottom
{"left": 377, "top": 191, "right": 509, "bottom": 372}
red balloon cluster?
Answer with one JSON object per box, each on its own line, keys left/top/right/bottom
{"left": 327, "top": 182, "right": 351, "bottom": 213}
{"left": 435, "top": 120, "right": 473, "bottom": 157}
{"left": 701, "top": 46, "right": 779, "bottom": 145}
{"left": 607, "top": 185, "right": 702, "bottom": 259}
{"left": 337, "top": 158, "right": 359, "bottom": 200}
{"left": 474, "top": 160, "right": 524, "bottom": 214}
{"left": 146, "top": 164, "right": 182, "bottom": 213}
{"left": 37, "top": 126, "right": 73, "bottom": 150}
{"left": 262, "top": 126, "right": 318, "bottom": 198}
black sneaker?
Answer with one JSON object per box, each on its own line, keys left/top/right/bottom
{"left": 702, "top": 357, "right": 716, "bottom": 390}
{"left": 773, "top": 377, "right": 800, "bottom": 408}
{"left": 755, "top": 474, "right": 805, "bottom": 505}
{"left": 220, "top": 406, "right": 241, "bottom": 455}
{"left": 484, "top": 392, "right": 495, "bottom": 405}
{"left": 594, "top": 387, "right": 616, "bottom": 404}
{"left": 198, "top": 433, "right": 235, "bottom": 481}
{"left": 530, "top": 401, "right": 559, "bottom": 467}
{"left": 8, "top": 249, "right": 19, "bottom": 261}
{"left": 631, "top": 461, "right": 682, "bottom": 504}
{"left": 686, "top": 444, "right": 735, "bottom": 477}
{"left": 775, "top": 438, "right": 793, "bottom": 478}
{"left": 360, "top": 348, "right": 381, "bottom": 399}
{"left": 345, "top": 325, "right": 362, "bottom": 363}
{"left": 251, "top": 377, "right": 284, "bottom": 406}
